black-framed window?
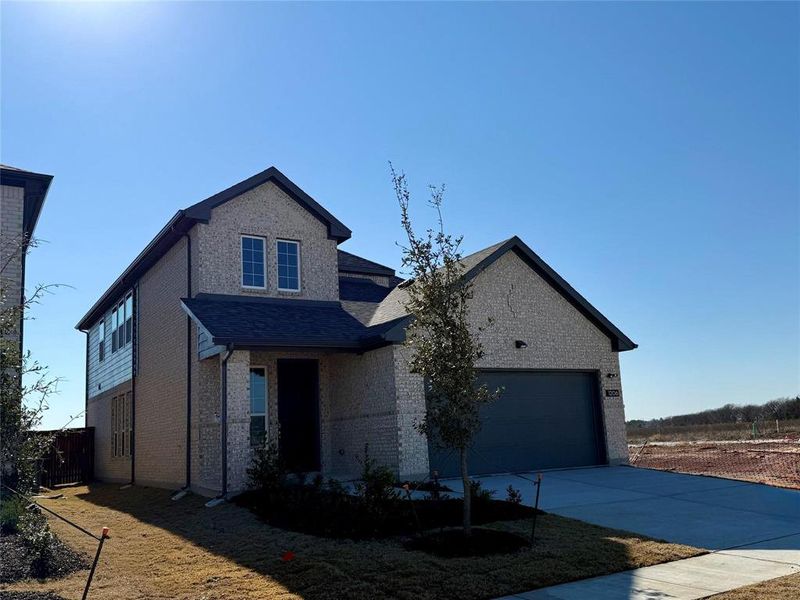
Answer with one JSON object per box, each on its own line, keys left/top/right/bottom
{"left": 98, "top": 320, "right": 105, "bottom": 362}
{"left": 125, "top": 293, "right": 133, "bottom": 344}
{"left": 241, "top": 236, "right": 266, "bottom": 288}
{"left": 249, "top": 367, "right": 267, "bottom": 446}
{"left": 111, "top": 306, "right": 118, "bottom": 353}
{"left": 112, "top": 392, "right": 132, "bottom": 458}
{"left": 276, "top": 239, "right": 300, "bottom": 291}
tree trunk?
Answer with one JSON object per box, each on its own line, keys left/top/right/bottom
{"left": 460, "top": 446, "right": 471, "bottom": 537}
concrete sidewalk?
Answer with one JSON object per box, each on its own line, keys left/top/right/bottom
{"left": 496, "top": 533, "right": 800, "bottom": 599}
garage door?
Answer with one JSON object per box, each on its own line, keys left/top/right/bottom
{"left": 428, "top": 370, "right": 606, "bottom": 478}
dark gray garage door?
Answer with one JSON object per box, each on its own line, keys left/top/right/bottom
{"left": 428, "top": 370, "right": 606, "bottom": 478}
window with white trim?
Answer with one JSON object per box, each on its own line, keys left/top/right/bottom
{"left": 241, "top": 235, "right": 266, "bottom": 288}
{"left": 249, "top": 367, "right": 267, "bottom": 446}
{"left": 276, "top": 239, "right": 300, "bottom": 291}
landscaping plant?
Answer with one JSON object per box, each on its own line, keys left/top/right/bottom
{"left": 391, "top": 165, "right": 501, "bottom": 536}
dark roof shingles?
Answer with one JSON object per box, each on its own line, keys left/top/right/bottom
{"left": 338, "top": 276, "right": 395, "bottom": 303}
{"left": 337, "top": 250, "right": 395, "bottom": 276}
{"left": 182, "top": 294, "right": 394, "bottom": 349}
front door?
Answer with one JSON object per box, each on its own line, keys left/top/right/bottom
{"left": 277, "top": 359, "right": 320, "bottom": 472}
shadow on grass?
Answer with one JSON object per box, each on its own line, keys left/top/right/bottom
{"left": 73, "top": 483, "right": 700, "bottom": 600}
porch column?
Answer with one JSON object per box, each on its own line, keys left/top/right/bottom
{"left": 225, "top": 350, "right": 251, "bottom": 493}
{"left": 394, "top": 346, "right": 430, "bottom": 480}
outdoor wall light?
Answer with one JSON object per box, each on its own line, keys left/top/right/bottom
{"left": 606, "top": 373, "right": 618, "bottom": 378}
{"left": 515, "top": 340, "right": 528, "bottom": 349}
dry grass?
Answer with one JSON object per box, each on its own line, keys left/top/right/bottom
{"left": 1, "top": 483, "right": 703, "bottom": 600}
{"left": 709, "top": 573, "right": 800, "bottom": 599}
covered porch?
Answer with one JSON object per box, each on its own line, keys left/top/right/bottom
{"left": 182, "top": 293, "right": 428, "bottom": 495}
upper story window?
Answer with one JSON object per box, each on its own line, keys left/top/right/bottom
{"left": 241, "top": 235, "right": 266, "bottom": 288}
{"left": 111, "top": 292, "right": 133, "bottom": 353}
{"left": 98, "top": 320, "right": 105, "bottom": 362}
{"left": 276, "top": 239, "right": 300, "bottom": 291}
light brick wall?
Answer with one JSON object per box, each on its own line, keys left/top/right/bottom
{"left": 468, "top": 251, "right": 628, "bottom": 464}
{"left": 225, "top": 350, "right": 251, "bottom": 492}
{"left": 85, "top": 381, "right": 132, "bottom": 483}
{"left": 195, "top": 181, "right": 339, "bottom": 301}
{"left": 1, "top": 184, "right": 25, "bottom": 339}
{"left": 393, "top": 345, "right": 430, "bottom": 479}
{"left": 328, "top": 346, "right": 399, "bottom": 478}
{"left": 193, "top": 353, "right": 221, "bottom": 494}
{"left": 135, "top": 236, "right": 189, "bottom": 488}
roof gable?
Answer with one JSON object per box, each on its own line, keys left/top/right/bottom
{"left": 370, "top": 236, "right": 637, "bottom": 352}
{"left": 76, "top": 167, "right": 350, "bottom": 331}
{"left": 464, "top": 237, "right": 637, "bottom": 351}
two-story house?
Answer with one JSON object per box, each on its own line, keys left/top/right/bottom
{"left": 1, "top": 165, "right": 53, "bottom": 353}
{"left": 77, "top": 167, "right": 636, "bottom": 496}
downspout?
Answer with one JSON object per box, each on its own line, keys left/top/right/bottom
{"left": 84, "top": 332, "right": 89, "bottom": 422}
{"left": 220, "top": 345, "right": 234, "bottom": 497}
{"left": 185, "top": 233, "right": 192, "bottom": 489}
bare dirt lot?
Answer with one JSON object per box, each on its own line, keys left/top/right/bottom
{"left": 629, "top": 440, "right": 800, "bottom": 489}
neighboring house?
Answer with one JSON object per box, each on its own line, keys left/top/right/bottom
{"left": 76, "top": 166, "right": 636, "bottom": 496}
{"left": 0, "top": 165, "right": 53, "bottom": 352}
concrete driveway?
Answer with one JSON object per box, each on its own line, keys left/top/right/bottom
{"left": 444, "top": 466, "right": 800, "bottom": 550}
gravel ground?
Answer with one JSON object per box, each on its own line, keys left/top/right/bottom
{"left": 0, "top": 534, "right": 86, "bottom": 584}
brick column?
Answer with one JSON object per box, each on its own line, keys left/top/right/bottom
{"left": 226, "top": 350, "right": 251, "bottom": 493}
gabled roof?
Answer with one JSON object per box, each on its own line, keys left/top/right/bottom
{"left": 76, "top": 167, "right": 351, "bottom": 331}
{"left": 185, "top": 167, "right": 351, "bottom": 242}
{"left": 371, "top": 236, "right": 637, "bottom": 352}
{"left": 337, "top": 249, "right": 396, "bottom": 277}
{"left": 180, "top": 293, "right": 405, "bottom": 351}
{"left": 1, "top": 165, "right": 54, "bottom": 239}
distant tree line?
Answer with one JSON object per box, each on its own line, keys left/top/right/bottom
{"left": 627, "top": 396, "right": 800, "bottom": 430}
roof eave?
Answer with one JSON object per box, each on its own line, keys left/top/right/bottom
{"left": 0, "top": 167, "right": 54, "bottom": 239}
{"left": 463, "top": 236, "right": 638, "bottom": 353}
{"left": 76, "top": 211, "right": 195, "bottom": 330}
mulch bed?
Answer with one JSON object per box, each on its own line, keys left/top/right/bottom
{"left": 234, "top": 486, "right": 538, "bottom": 540}
{"left": 0, "top": 534, "right": 86, "bottom": 584}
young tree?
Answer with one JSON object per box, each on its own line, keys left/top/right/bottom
{"left": 0, "top": 236, "right": 60, "bottom": 494}
{"left": 391, "top": 165, "right": 500, "bottom": 536}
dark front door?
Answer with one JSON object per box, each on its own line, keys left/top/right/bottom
{"left": 428, "top": 370, "right": 605, "bottom": 478}
{"left": 277, "top": 359, "right": 320, "bottom": 472}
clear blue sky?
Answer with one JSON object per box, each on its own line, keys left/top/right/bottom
{"left": 2, "top": 2, "right": 798, "bottom": 430}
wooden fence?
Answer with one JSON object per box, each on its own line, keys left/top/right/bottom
{"left": 37, "top": 427, "right": 94, "bottom": 488}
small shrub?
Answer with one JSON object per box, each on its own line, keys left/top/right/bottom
{"left": 0, "top": 494, "right": 27, "bottom": 535}
{"left": 326, "top": 477, "right": 347, "bottom": 496}
{"left": 469, "top": 480, "right": 495, "bottom": 502}
{"left": 18, "top": 510, "right": 55, "bottom": 578}
{"left": 506, "top": 485, "right": 523, "bottom": 505}
{"left": 355, "top": 444, "right": 400, "bottom": 511}
{"left": 247, "top": 440, "right": 285, "bottom": 493}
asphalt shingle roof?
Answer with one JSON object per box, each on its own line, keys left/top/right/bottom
{"left": 337, "top": 250, "right": 396, "bottom": 277}
{"left": 181, "top": 293, "right": 402, "bottom": 350}
{"left": 338, "top": 276, "right": 395, "bottom": 303}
